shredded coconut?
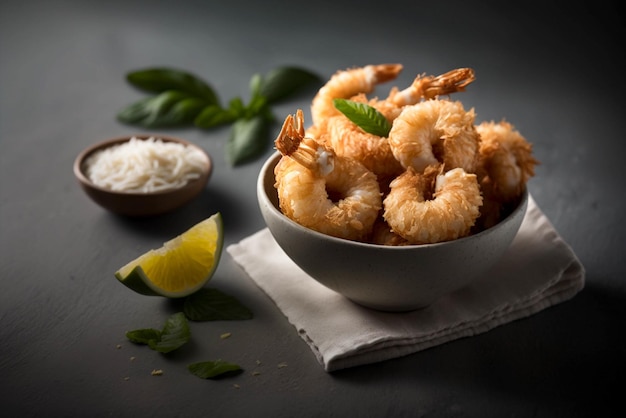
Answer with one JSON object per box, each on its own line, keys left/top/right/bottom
{"left": 84, "top": 137, "right": 207, "bottom": 193}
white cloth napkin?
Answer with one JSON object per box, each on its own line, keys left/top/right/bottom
{"left": 227, "top": 195, "right": 585, "bottom": 372}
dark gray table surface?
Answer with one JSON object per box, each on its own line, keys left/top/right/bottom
{"left": 2, "top": 1, "right": 624, "bottom": 416}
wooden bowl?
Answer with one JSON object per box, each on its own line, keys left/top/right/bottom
{"left": 74, "top": 134, "right": 212, "bottom": 216}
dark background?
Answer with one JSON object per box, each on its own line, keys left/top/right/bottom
{"left": 1, "top": 1, "right": 624, "bottom": 416}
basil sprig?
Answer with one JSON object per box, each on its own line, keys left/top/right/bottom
{"left": 117, "top": 66, "right": 321, "bottom": 165}
{"left": 333, "top": 98, "right": 392, "bottom": 137}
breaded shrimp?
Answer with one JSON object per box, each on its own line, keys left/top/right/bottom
{"left": 327, "top": 93, "right": 404, "bottom": 182}
{"left": 310, "top": 64, "right": 403, "bottom": 133}
{"left": 388, "top": 99, "right": 480, "bottom": 174}
{"left": 274, "top": 110, "right": 382, "bottom": 242}
{"left": 476, "top": 120, "right": 538, "bottom": 203}
{"left": 383, "top": 164, "right": 482, "bottom": 244}
{"left": 473, "top": 120, "right": 538, "bottom": 229}
{"left": 388, "top": 67, "right": 476, "bottom": 107}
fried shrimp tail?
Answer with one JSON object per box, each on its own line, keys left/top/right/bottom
{"left": 390, "top": 68, "right": 476, "bottom": 107}
{"left": 274, "top": 110, "right": 382, "bottom": 242}
{"left": 275, "top": 110, "right": 325, "bottom": 171}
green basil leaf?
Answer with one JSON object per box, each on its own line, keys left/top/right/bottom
{"left": 194, "top": 105, "right": 237, "bottom": 128}
{"left": 226, "top": 116, "right": 270, "bottom": 166}
{"left": 126, "top": 68, "right": 219, "bottom": 104}
{"left": 159, "top": 97, "right": 210, "bottom": 125}
{"left": 116, "top": 97, "right": 154, "bottom": 125}
{"left": 249, "top": 73, "right": 263, "bottom": 99}
{"left": 116, "top": 97, "right": 152, "bottom": 125}
{"left": 117, "top": 90, "right": 208, "bottom": 127}
{"left": 245, "top": 95, "right": 269, "bottom": 119}
{"left": 148, "top": 312, "right": 190, "bottom": 354}
{"left": 259, "top": 66, "right": 321, "bottom": 103}
{"left": 188, "top": 360, "right": 242, "bottom": 379}
{"left": 184, "top": 288, "right": 253, "bottom": 321}
{"left": 227, "top": 97, "right": 246, "bottom": 119}
{"left": 333, "top": 98, "right": 392, "bottom": 137}
{"left": 126, "top": 328, "right": 161, "bottom": 345}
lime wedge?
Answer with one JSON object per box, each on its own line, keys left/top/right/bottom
{"left": 115, "top": 213, "right": 224, "bottom": 298}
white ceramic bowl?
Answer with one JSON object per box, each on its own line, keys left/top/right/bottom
{"left": 74, "top": 134, "right": 212, "bottom": 217}
{"left": 257, "top": 152, "right": 528, "bottom": 312}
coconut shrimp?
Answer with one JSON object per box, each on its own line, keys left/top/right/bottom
{"left": 326, "top": 94, "right": 404, "bottom": 182}
{"left": 387, "top": 67, "right": 476, "bottom": 107}
{"left": 274, "top": 110, "right": 382, "bottom": 242}
{"left": 383, "top": 164, "right": 482, "bottom": 244}
{"left": 387, "top": 99, "right": 480, "bottom": 174}
{"left": 310, "top": 64, "right": 403, "bottom": 133}
{"left": 476, "top": 120, "right": 538, "bottom": 203}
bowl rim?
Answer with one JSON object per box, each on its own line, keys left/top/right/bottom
{"left": 73, "top": 134, "right": 212, "bottom": 196}
{"left": 259, "top": 151, "right": 529, "bottom": 250}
